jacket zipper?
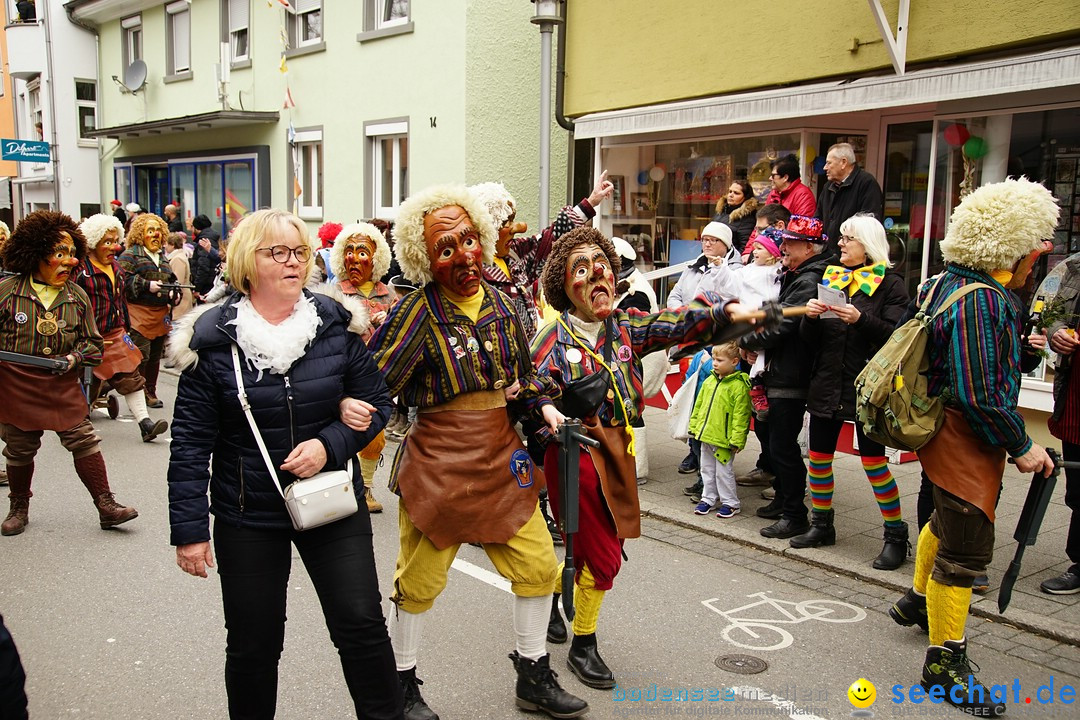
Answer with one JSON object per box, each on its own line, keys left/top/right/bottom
{"left": 237, "top": 458, "right": 245, "bottom": 513}
{"left": 284, "top": 375, "right": 297, "bottom": 471}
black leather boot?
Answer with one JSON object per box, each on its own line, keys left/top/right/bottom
{"left": 889, "top": 587, "right": 929, "bottom": 633}
{"left": 873, "top": 521, "right": 911, "bottom": 570}
{"left": 760, "top": 516, "right": 810, "bottom": 539}
{"left": 139, "top": 418, "right": 168, "bottom": 443}
{"left": 399, "top": 667, "right": 439, "bottom": 720}
{"left": 547, "top": 594, "right": 567, "bottom": 644}
{"left": 509, "top": 651, "right": 588, "bottom": 718}
{"left": 922, "top": 639, "right": 1005, "bottom": 717}
{"left": 568, "top": 633, "right": 615, "bottom": 689}
{"left": 789, "top": 509, "right": 835, "bottom": 548}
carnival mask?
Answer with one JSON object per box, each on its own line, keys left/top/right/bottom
{"left": 36, "top": 232, "right": 79, "bottom": 287}
{"left": 91, "top": 229, "right": 122, "bottom": 265}
{"left": 143, "top": 223, "right": 165, "bottom": 253}
{"left": 423, "top": 205, "right": 483, "bottom": 297}
{"left": 343, "top": 235, "right": 377, "bottom": 288}
{"left": 496, "top": 204, "right": 528, "bottom": 258}
{"left": 565, "top": 242, "right": 615, "bottom": 322}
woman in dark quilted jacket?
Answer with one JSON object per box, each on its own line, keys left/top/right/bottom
{"left": 166, "top": 208, "right": 402, "bottom": 719}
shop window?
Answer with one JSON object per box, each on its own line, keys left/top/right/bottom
{"left": 166, "top": 1, "right": 191, "bottom": 75}
{"left": 171, "top": 164, "right": 196, "bottom": 229}
{"left": 224, "top": 161, "right": 253, "bottom": 230}
{"left": 882, "top": 121, "right": 934, "bottom": 298}
{"left": 293, "top": 130, "right": 323, "bottom": 220}
{"left": 227, "top": 0, "right": 249, "bottom": 63}
{"left": 114, "top": 165, "right": 133, "bottom": 206}
{"left": 366, "top": 121, "right": 408, "bottom": 219}
{"left": 121, "top": 15, "right": 142, "bottom": 68}
{"left": 75, "top": 80, "right": 96, "bottom": 145}
{"left": 288, "top": 0, "right": 322, "bottom": 48}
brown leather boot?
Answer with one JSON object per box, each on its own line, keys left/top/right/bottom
{"left": 364, "top": 487, "right": 383, "bottom": 514}
{"left": 93, "top": 493, "right": 139, "bottom": 529}
{"left": 1, "top": 497, "right": 29, "bottom": 536}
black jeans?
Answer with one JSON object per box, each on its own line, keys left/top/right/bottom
{"left": 754, "top": 418, "right": 773, "bottom": 474}
{"left": 214, "top": 514, "right": 403, "bottom": 720}
{"left": 1064, "top": 441, "right": 1080, "bottom": 572}
{"left": 767, "top": 397, "right": 808, "bottom": 521}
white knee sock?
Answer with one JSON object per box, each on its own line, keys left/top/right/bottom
{"left": 513, "top": 594, "right": 549, "bottom": 661}
{"left": 123, "top": 390, "right": 149, "bottom": 422}
{"left": 388, "top": 605, "right": 426, "bottom": 671}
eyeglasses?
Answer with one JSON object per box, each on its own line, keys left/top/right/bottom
{"left": 258, "top": 245, "right": 312, "bottom": 263}
{"left": 838, "top": 234, "right": 860, "bottom": 245}
{"left": 700, "top": 237, "right": 723, "bottom": 245}
{"left": 769, "top": 173, "right": 781, "bottom": 178}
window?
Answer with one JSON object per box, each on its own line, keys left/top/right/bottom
{"left": 287, "top": 0, "right": 322, "bottom": 48}
{"left": 377, "top": 0, "right": 409, "bottom": 29}
{"left": 366, "top": 121, "right": 408, "bottom": 219}
{"left": 166, "top": 1, "right": 191, "bottom": 75}
{"left": 228, "top": 0, "right": 249, "bottom": 62}
{"left": 75, "top": 80, "right": 96, "bottom": 143}
{"left": 121, "top": 15, "right": 142, "bottom": 68}
{"left": 26, "top": 80, "right": 42, "bottom": 140}
{"left": 293, "top": 130, "right": 323, "bottom": 219}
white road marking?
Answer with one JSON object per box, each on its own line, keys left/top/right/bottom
{"left": 732, "top": 686, "right": 828, "bottom": 720}
{"left": 451, "top": 558, "right": 512, "bottom": 594}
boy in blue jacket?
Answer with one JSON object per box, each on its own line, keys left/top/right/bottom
{"left": 688, "top": 342, "right": 751, "bottom": 518}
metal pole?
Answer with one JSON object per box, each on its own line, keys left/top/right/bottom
{"left": 538, "top": 22, "right": 553, "bottom": 232}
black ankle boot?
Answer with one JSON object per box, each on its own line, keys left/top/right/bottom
{"left": 873, "top": 521, "right": 911, "bottom": 570}
{"left": 760, "top": 516, "right": 810, "bottom": 539}
{"left": 789, "top": 509, "right": 835, "bottom": 548}
{"left": 399, "top": 667, "right": 439, "bottom": 720}
{"left": 921, "top": 639, "right": 1005, "bottom": 717}
{"left": 568, "top": 633, "right": 615, "bottom": 689}
{"left": 509, "top": 651, "right": 588, "bottom": 718}
{"left": 547, "top": 593, "right": 567, "bottom": 644}
{"left": 889, "top": 587, "right": 929, "bottom": 633}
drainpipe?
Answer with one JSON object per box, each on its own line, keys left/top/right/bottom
{"left": 65, "top": 3, "right": 105, "bottom": 208}
{"left": 554, "top": 0, "right": 574, "bottom": 203}
{"left": 39, "top": 0, "right": 60, "bottom": 210}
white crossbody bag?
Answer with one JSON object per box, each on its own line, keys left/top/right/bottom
{"left": 231, "top": 345, "right": 357, "bottom": 531}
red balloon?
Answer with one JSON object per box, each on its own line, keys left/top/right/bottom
{"left": 943, "top": 124, "right": 970, "bottom": 148}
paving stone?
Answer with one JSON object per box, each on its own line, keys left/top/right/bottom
{"left": 1045, "top": 656, "right": 1080, "bottom": 679}
{"left": 1006, "top": 645, "right": 1053, "bottom": 664}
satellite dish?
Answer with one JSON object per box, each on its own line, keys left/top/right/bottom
{"left": 123, "top": 60, "right": 147, "bottom": 94}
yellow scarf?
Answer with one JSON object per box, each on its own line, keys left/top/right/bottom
{"left": 821, "top": 262, "right": 887, "bottom": 297}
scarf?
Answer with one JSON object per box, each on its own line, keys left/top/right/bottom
{"left": 821, "top": 262, "right": 887, "bottom": 297}
{"left": 228, "top": 295, "right": 321, "bottom": 380}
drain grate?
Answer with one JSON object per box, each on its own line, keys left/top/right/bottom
{"left": 715, "top": 654, "right": 768, "bottom": 674}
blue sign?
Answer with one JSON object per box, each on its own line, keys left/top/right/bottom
{"left": 2, "top": 139, "right": 50, "bottom": 163}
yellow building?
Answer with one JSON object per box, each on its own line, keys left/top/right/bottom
{"left": 561, "top": 0, "right": 1080, "bottom": 434}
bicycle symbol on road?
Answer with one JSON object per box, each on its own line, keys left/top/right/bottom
{"left": 702, "top": 591, "right": 866, "bottom": 651}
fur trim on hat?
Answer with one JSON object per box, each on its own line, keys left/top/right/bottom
{"left": 126, "top": 213, "right": 169, "bottom": 249}
{"left": 541, "top": 226, "right": 621, "bottom": 313}
{"left": 469, "top": 182, "right": 516, "bottom": 229}
{"left": 80, "top": 213, "right": 126, "bottom": 249}
{"left": 940, "top": 178, "right": 1060, "bottom": 272}
{"left": 392, "top": 184, "right": 496, "bottom": 287}
{"left": 329, "top": 222, "right": 391, "bottom": 282}
{"left": 1, "top": 210, "right": 86, "bottom": 274}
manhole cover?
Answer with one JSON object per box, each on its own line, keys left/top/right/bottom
{"left": 715, "top": 654, "right": 768, "bottom": 674}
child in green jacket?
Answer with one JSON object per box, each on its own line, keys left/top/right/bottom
{"left": 688, "top": 341, "right": 751, "bottom": 518}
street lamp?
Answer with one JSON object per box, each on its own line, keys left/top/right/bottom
{"left": 530, "top": 0, "right": 564, "bottom": 231}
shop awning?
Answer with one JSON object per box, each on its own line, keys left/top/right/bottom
{"left": 573, "top": 46, "right": 1080, "bottom": 140}
{"left": 85, "top": 110, "right": 280, "bottom": 140}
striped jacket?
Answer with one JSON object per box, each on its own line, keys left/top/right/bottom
{"left": 0, "top": 274, "right": 103, "bottom": 365}
{"left": 530, "top": 293, "right": 732, "bottom": 435}
{"left": 118, "top": 244, "right": 175, "bottom": 308}
{"left": 75, "top": 258, "right": 129, "bottom": 335}
{"left": 369, "top": 281, "right": 558, "bottom": 413}
{"left": 920, "top": 263, "right": 1029, "bottom": 456}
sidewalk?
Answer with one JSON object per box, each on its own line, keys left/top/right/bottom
{"left": 636, "top": 405, "right": 1080, "bottom": 646}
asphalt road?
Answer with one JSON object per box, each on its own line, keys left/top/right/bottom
{"left": 1, "top": 372, "right": 1076, "bottom": 719}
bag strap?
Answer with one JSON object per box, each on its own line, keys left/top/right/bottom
{"left": 930, "top": 282, "right": 1006, "bottom": 321}
{"left": 230, "top": 344, "right": 351, "bottom": 501}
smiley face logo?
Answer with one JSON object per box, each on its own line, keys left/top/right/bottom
{"left": 847, "top": 678, "right": 876, "bottom": 711}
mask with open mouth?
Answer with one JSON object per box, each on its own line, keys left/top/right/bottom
{"left": 566, "top": 242, "right": 615, "bottom": 322}
{"left": 343, "top": 235, "right": 377, "bottom": 288}
{"left": 36, "top": 232, "right": 79, "bottom": 287}
{"left": 424, "top": 205, "right": 483, "bottom": 297}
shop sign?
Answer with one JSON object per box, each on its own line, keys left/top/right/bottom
{"left": 1, "top": 139, "right": 50, "bottom": 163}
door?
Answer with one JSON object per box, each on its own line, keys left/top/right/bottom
{"left": 881, "top": 120, "right": 934, "bottom": 298}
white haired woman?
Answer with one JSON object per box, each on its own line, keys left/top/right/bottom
{"left": 796, "top": 213, "right": 911, "bottom": 568}
{"left": 167, "top": 208, "right": 402, "bottom": 718}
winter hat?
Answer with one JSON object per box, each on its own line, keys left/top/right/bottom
{"left": 79, "top": 213, "right": 125, "bottom": 249}
{"left": 780, "top": 215, "right": 826, "bottom": 244}
{"left": 125, "top": 202, "right": 141, "bottom": 214}
{"left": 469, "top": 182, "right": 516, "bottom": 229}
{"left": 317, "top": 221, "right": 343, "bottom": 249}
{"left": 109, "top": 199, "right": 123, "bottom": 207}
{"left": 700, "top": 222, "right": 733, "bottom": 249}
{"left": 611, "top": 236, "right": 636, "bottom": 262}
{"left": 752, "top": 228, "right": 783, "bottom": 258}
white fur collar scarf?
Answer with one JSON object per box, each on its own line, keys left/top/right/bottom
{"left": 228, "top": 295, "right": 321, "bottom": 380}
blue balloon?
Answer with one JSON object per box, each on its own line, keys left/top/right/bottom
{"left": 637, "top": 170, "right": 649, "bottom": 186}
{"left": 813, "top": 156, "right": 827, "bottom": 174}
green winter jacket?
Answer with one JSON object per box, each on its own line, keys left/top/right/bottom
{"left": 688, "top": 370, "right": 752, "bottom": 463}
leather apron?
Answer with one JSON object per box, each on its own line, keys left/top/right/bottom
{"left": 127, "top": 303, "right": 170, "bottom": 340}
{"left": 93, "top": 327, "right": 143, "bottom": 381}
{"left": 580, "top": 417, "right": 641, "bottom": 539}
{"left": 391, "top": 390, "right": 543, "bottom": 549}
{"left": 917, "top": 407, "right": 1006, "bottom": 522}
{"left": 0, "top": 363, "right": 87, "bottom": 431}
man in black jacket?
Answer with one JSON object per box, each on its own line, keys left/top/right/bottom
{"left": 189, "top": 215, "right": 220, "bottom": 300}
{"left": 741, "top": 216, "right": 835, "bottom": 539}
{"left": 816, "top": 143, "right": 883, "bottom": 256}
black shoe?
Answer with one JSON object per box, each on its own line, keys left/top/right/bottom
{"left": 760, "top": 517, "right": 810, "bottom": 539}
{"left": 889, "top": 587, "right": 929, "bottom": 633}
{"left": 873, "top": 521, "right": 911, "bottom": 570}
{"left": 789, "top": 509, "right": 835, "bottom": 548}
{"left": 683, "top": 480, "right": 703, "bottom": 497}
{"left": 1041, "top": 570, "right": 1080, "bottom": 595}
{"left": 145, "top": 394, "right": 164, "bottom": 409}
{"left": 547, "top": 594, "right": 567, "bottom": 644}
{"left": 921, "top": 639, "right": 1005, "bottom": 717}
{"left": 139, "top": 418, "right": 168, "bottom": 443}
{"left": 399, "top": 667, "right": 439, "bottom": 720}
{"left": 568, "top": 633, "right": 615, "bottom": 689}
{"left": 755, "top": 499, "right": 784, "bottom": 519}
{"left": 509, "top": 651, "right": 588, "bottom": 718}
{"left": 678, "top": 455, "right": 699, "bottom": 474}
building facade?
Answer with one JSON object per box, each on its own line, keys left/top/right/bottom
{"left": 66, "top": 0, "right": 569, "bottom": 239}
{"left": 562, "top": 0, "right": 1080, "bottom": 423}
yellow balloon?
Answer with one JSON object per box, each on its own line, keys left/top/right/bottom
{"left": 847, "top": 678, "right": 876, "bottom": 709}
{"left": 805, "top": 146, "right": 817, "bottom": 164}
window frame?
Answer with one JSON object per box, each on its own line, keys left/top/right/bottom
{"left": 365, "top": 119, "right": 409, "bottom": 220}
{"left": 287, "top": 0, "right": 323, "bottom": 51}
{"left": 357, "top": 0, "right": 412, "bottom": 42}
{"left": 74, "top": 79, "right": 97, "bottom": 147}
{"left": 121, "top": 14, "right": 143, "bottom": 69}
{"left": 165, "top": 1, "right": 191, "bottom": 78}
{"left": 293, "top": 129, "right": 323, "bottom": 221}
{"left": 227, "top": 0, "right": 250, "bottom": 65}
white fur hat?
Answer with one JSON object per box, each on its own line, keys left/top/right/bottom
{"left": 469, "top": 182, "right": 516, "bottom": 229}
{"left": 392, "top": 184, "right": 497, "bottom": 286}
{"left": 329, "top": 222, "right": 391, "bottom": 283}
{"left": 79, "top": 213, "right": 126, "bottom": 249}
{"left": 940, "top": 178, "right": 1059, "bottom": 272}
